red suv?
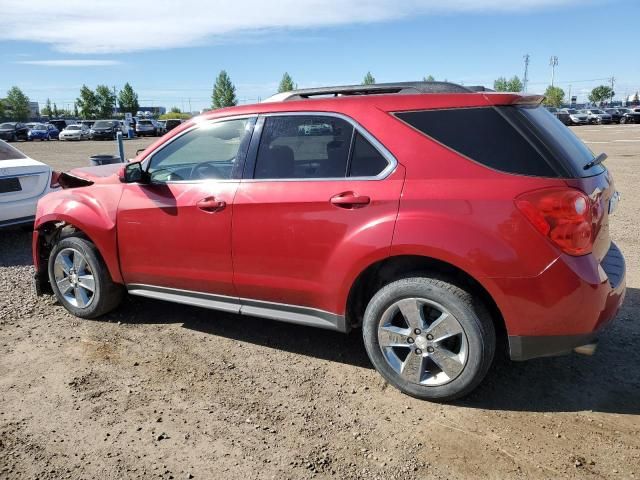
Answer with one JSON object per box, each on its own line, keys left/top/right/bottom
{"left": 33, "top": 82, "right": 626, "bottom": 401}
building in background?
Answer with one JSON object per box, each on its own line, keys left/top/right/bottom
{"left": 28, "top": 102, "right": 40, "bottom": 119}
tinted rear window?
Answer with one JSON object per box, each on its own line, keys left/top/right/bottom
{"left": 0, "top": 141, "right": 27, "bottom": 160}
{"left": 396, "top": 106, "right": 602, "bottom": 178}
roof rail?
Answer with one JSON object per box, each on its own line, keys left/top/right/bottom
{"left": 263, "top": 81, "right": 492, "bottom": 102}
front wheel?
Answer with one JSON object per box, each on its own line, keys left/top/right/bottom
{"left": 363, "top": 277, "right": 495, "bottom": 401}
{"left": 48, "top": 235, "right": 124, "bottom": 319}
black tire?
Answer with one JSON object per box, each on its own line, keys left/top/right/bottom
{"left": 620, "top": 117, "right": 627, "bottom": 124}
{"left": 363, "top": 276, "right": 495, "bottom": 401}
{"left": 48, "top": 235, "right": 124, "bottom": 319}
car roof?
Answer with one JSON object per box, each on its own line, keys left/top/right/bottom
{"left": 197, "top": 83, "right": 541, "bottom": 122}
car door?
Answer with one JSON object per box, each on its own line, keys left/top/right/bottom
{"left": 232, "top": 113, "right": 405, "bottom": 316}
{"left": 117, "top": 117, "right": 255, "bottom": 300}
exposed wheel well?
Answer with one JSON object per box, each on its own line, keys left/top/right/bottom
{"left": 34, "top": 221, "right": 91, "bottom": 294}
{"left": 346, "top": 255, "right": 507, "bottom": 351}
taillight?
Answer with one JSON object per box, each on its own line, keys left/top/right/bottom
{"left": 50, "top": 171, "right": 61, "bottom": 189}
{"left": 515, "top": 188, "right": 594, "bottom": 256}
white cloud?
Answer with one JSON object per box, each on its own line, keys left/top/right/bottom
{"left": 0, "top": 0, "right": 583, "bottom": 54}
{"left": 15, "top": 59, "right": 121, "bottom": 67}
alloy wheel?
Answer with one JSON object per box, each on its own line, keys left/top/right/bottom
{"left": 377, "top": 297, "right": 468, "bottom": 386}
{"left": 53, "top": 248, "right": 96, "bottom": 308}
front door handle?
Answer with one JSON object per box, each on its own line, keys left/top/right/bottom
{"left": 196, "top": 197, "right": 226, "bottom": 213}
{"left": 330, "top": 192, "right": 371, "bottom": 209}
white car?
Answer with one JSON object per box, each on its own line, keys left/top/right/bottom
{"left": 59, "top": 124, "right": 90, "bottom": 141}
{"left": 0, "top": 141, "right": 58, "bottom": 228}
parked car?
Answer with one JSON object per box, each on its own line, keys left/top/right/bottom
{"left": 0, "top": 140, "right": 59, "bottom": 228}
{"left": 546, "top": 107, "right": 571, "bottom": 125}
{"left": 0, "top": 122, "right": 30, "bottom": 142}
{"left": 33, "top": 81, "right": 626, "bottom": 402}
{"left": 164, "top": 118, "right": 183, "bottom": 132}
{"left": 90, "top": 120, "right": 123, "bottom": 140}
{"left": 59, "top": 124, "right": 90, "bottom": 141}
{"left": 48, "top": 119, "right": 69, "bottom": 132}
{"left": 584, "top": 109, "right": 612, "bottom": 124}
{"left": 28, "top": 123, "right": 59, "bottom": 141}
{"left": 560, "top": 108, "right": 589, "bottom": 125}
{"left": 604, "top": 108, "right": 623, "bottom": 124}
{"left": 135, "top": 119, "right": 160, "bottom": 137}
{"left": 156, "top": 120, "right": 167, "bottom": 135}
{"left": 619, "top": 107, "right": 640, "bottom": 124}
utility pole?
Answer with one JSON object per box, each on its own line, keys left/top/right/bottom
{"left": 609, "top": 76, "right": 615, "bottom": 105}
{"left": 113, "top": 86, "right": 118, "bottom": 115}
{"left": 549, "top": 56, "right": 558, "bottom": 87}
{"left": 522, "top": 54, "right": 530, "bottom": 92}
{"left": 567, "top": 84, "right": 572, "bottom": 106}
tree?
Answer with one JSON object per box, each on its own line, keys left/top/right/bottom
{"left": 362, "top": 72, "right": 376, "bottom": 85}
{"left": 41, "top": 98, "right": 52, "bottom": 117}
{"left": 278, "top": 72, "right": 295, "bottom": 93}
{"left": 170, "top": 106, "right": 182, "bottom": 113}
{"left": 74, "top": 103, "right": 79, "bottom": 118}
{"left": 423, "top": 75, "right": 435, "bottom": 82}
{"left": 211, "top": 70, "right": 237, "bottom": 109}
{"left": 76, "top": 85, "right": 98, "bottom": 119}
{"left": 543, "top": 86, "right": 565, "bottom": 107}
{"left": 0, "top": 99, "right": 4, "bottom": 120}
{"left": 118, "top": 82, "right": 139, "bottom": 116}
{"left": 588, "top": 85, "right": 615, "bottom": 106}
{"left": 494, "top": 75, "right": 523, "bottom": 92}
{"left": 95, "top": 84, "right": 116, "bottom": 118}
{"left": 52, "top": 103, "right": 59, "bottom": 117}
{"left": 5, "top": 86, "right": 30, "bottom": 121}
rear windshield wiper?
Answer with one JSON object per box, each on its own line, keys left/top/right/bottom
{"left": 583, "top": 152, "right": 607, "bottom": 170}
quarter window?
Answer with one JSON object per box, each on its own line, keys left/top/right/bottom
{"left": 147, "top": 119, "right": 252, "bottom": 181}
{"left": 349, "top": 132, "right": 389, "bottom": 177}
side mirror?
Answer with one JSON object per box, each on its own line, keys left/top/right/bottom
{"left": 119, "top": 162, "right": 148, "bottom": 183}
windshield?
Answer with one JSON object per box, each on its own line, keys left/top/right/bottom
{"left": 591, "top": 110, "right": 605, "bottom": 114}
{"left": 139, "top": 120, "right": 152, "bottom": 125}
{"left": 0, "top": 123, "right": 15, "bottom": 129}
{"left": 565, "top": 109, "right": 577, "bottom": 114}
{"left": 0, "top": 141, "right": 27, "bottom": 160}
{"left": 66, "top": 125, "right": 81, "bottom": 130}
{"left": 93, "top": 121, "right": 112, "bottom": 128}
{"left": 32, "top": 124, "right": 47, "bottom": 130}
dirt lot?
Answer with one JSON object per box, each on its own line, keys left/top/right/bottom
{"left": 1, "top": 127, "right": 639, "bottom": 479}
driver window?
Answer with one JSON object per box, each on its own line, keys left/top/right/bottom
{"left": 147, "top": 119, "right": 251, "bottom": 182}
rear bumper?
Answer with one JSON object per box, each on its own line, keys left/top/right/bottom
{"left": 496, "top": 242, "right": 626, "bottom": 361}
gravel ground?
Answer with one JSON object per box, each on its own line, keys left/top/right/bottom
{"left": 1, "top": 126, "right": 639, "bottom": 479}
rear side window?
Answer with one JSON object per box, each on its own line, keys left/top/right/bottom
{"left": 253, "top": 115, "right": 391, "bottom": 180}
{"left": 255, "top": 116, "right": 354, "bottom": 179}
{"left": 396, "top": 106, "right": 602, "bottom": 178}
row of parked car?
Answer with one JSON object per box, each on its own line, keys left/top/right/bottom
{"left": 0, "top": 118, "right": 184, "bottom": 143}
{"left": 548, "top": 106, "right": 640, "bottom": 125}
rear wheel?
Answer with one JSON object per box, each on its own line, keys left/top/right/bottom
{"left": 363, "top": 277, "right": 495, "bottom": 401}
{"left": 48, "top": 236, "right": 124, "bottom": 319}
{"left": 620, "top": 117, "right": 627, "bottom": 124}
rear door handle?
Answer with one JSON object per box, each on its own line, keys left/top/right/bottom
{"left": 196, "top": 196, "right": 226, "bottom": 213}
{"left": 330, "top": 192, "right": 371, "bottom": 209}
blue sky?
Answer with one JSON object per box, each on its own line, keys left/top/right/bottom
{"left": 1, "top": 0, "right": 638, "bottom": 112}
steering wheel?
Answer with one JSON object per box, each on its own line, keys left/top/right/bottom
{"left": 191, "top": 160, "right": 229, "bottom": 180}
